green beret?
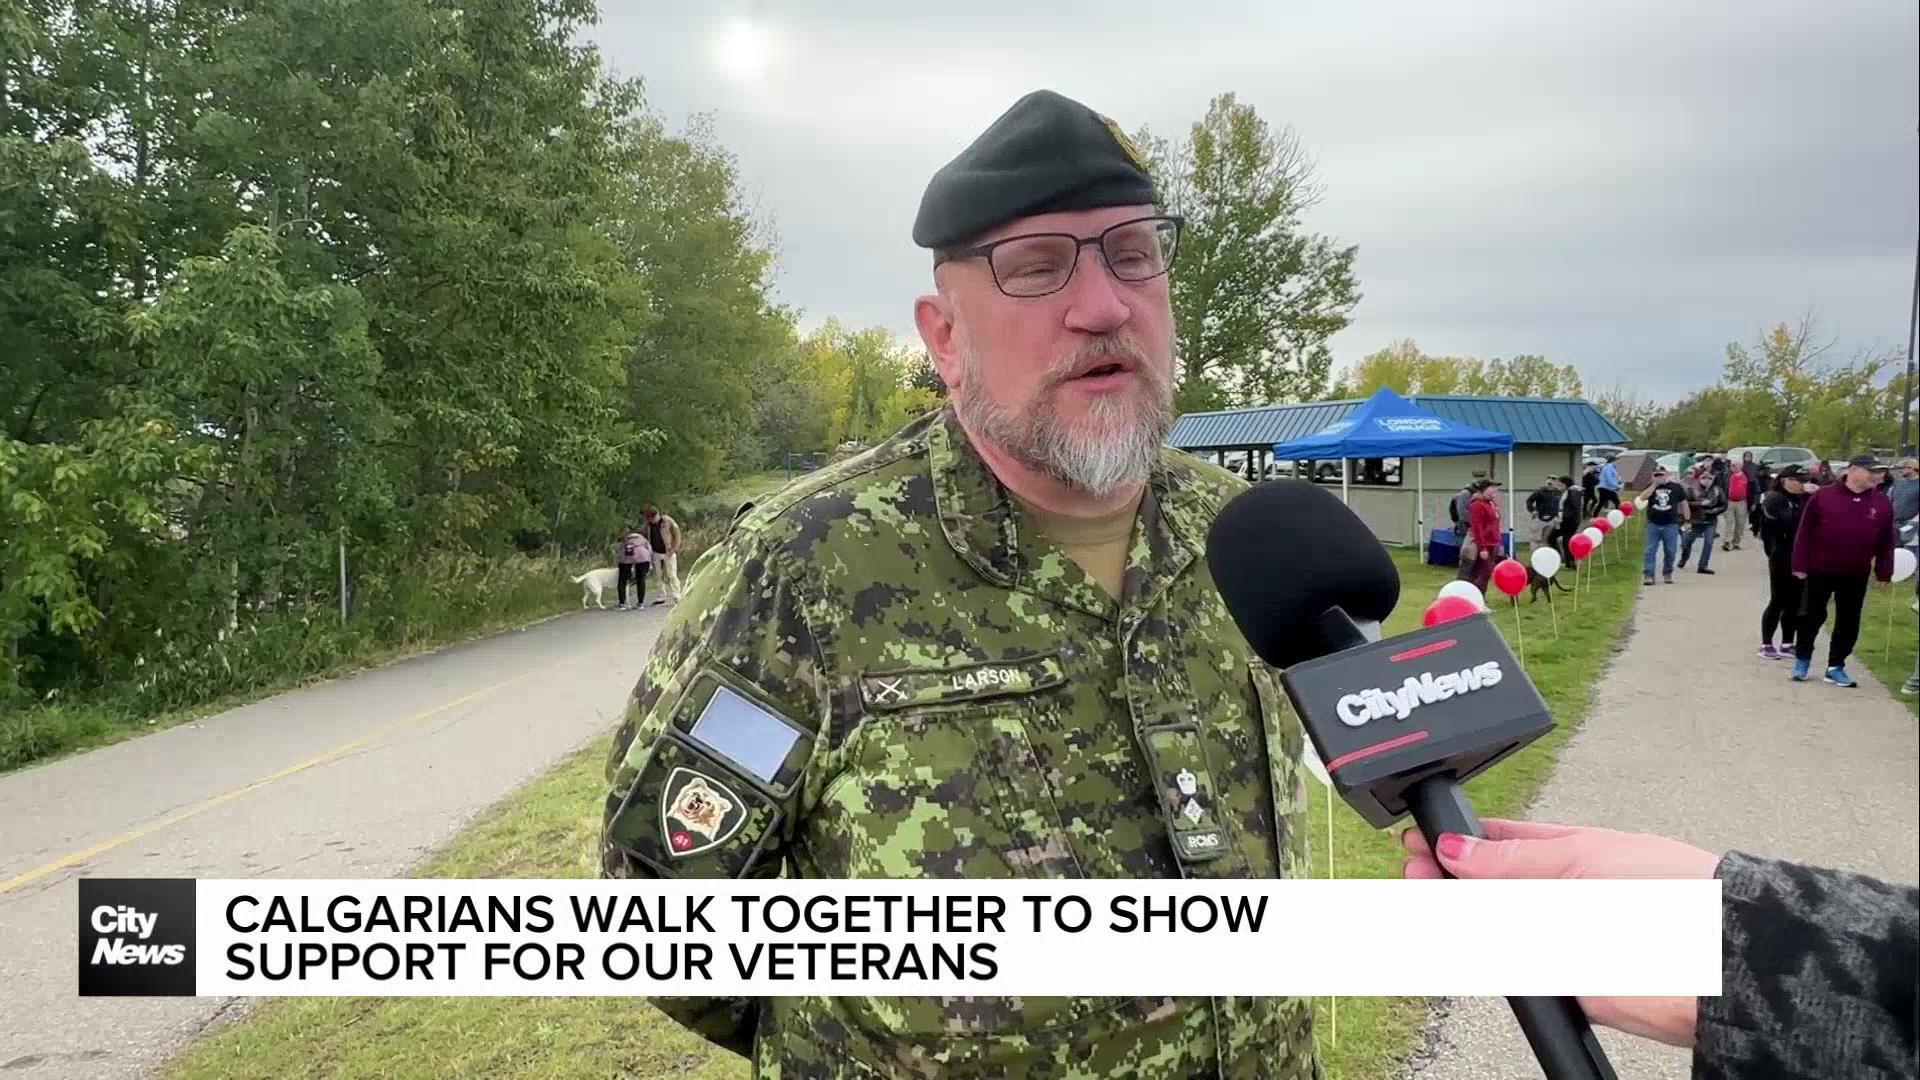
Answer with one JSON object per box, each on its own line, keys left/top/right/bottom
{"left": 913, "top": 89, "right": 1159, "bottom": 250}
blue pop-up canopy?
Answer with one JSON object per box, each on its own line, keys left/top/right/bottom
{"left": 1270, "top": 386, "right": 1514, "bottom": 460}
{"left": 1272, "top": 386, "right": 1517, "bottom": 542}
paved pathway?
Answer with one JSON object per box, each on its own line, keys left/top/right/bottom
{"left": 0, "top": 606, "right": 667, "bottom": 1078}
{"left": 1407, "top": 539, "right": 1920, "bottom": 1078}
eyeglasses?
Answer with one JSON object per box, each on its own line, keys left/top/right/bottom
{"left": 935, "top": 215, "right": 1183, "bottom": 298}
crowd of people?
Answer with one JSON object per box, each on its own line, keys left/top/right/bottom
{"left": 1453, "top": 451, "right": 1919, "bottom": 690}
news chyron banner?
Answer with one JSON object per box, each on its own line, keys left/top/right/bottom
{"left": 80, "top": 878, "right": 1722, "bottom": 998}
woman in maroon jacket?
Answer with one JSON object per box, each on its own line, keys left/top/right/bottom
{"left": 1464, "top": 479, "right": 1503, "bottom": 593}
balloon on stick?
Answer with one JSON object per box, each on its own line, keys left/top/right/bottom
{"left": 1490, "top": 558, "right": 1528, "bottom": 666}
{"left": 1529, "top": 546, "right": 1562, "bottom": 579}
{"left": 1423, "top": 595, "right": 1482, "bottom": 627}
{"left": 1530, "top": 547, "right": 1562, "bottom": 637}
{"left": 1883, "top": 549, "right": 1918, "bottom": 662}
{"left": 1892, "top": 548, "right": 1918, "bottom": 583}
{"left": 1606, "top": 509, "right": 1625, "bottom": 529}
{"left": 1491, "top": 558, "right": 1528, "bottom": 598}
{"left": 1437, "top": 580, "right": 1488, "bottom": 610}
{"left": 1569, "top": 531, "right": 1596, "bottom": 610}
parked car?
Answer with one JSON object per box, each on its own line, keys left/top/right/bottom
{"left": 1758, "top": 446, "right": 1817, "bottom": 468}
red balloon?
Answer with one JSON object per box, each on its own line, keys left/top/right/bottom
{"left": 1423, "top": 595, "right": 1482, "bottom": 627}
{"left": 1619, "top": 501, "right": 1635, "bottom": 517}
{"left": 1569, "top": 533, "right": 1595, "bottom": 560}
{"left": 1591, "top": 517, "right": 1613, "bottom": 535}
{"left": 1490, "top": 558, "right": 1529, "bottom": 598}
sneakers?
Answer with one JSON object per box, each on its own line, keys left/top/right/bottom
{"left": 1790, "top": 658, "right": 1810, "bottom": 682}
{"left": 1824, "top": 666, "right": 1857, "bottom": 688}
{"left": 1644, "top": 574, "right": 1655, "bottom": 585}
{"left": 1698, "top": 568, "right": 1716, "bottom": 575}
{"left": 1758, "top": 644, "right": 1782, "bottom": 659}
{"left": 1663, "top": 575, "right": 1674, "bottom": 584}
{"left": 615, "top": 603, "right": 629, "bottom": 611}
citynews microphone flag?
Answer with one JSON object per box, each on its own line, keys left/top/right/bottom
{"left": 79, "top": 878, "right": 1721, "bottom": 998}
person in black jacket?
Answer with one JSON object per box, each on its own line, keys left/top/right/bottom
{"left": 1757, "top": 466, "right": 1811, "bottom": 659}
{"left": 1678, "top": 465, "right": 1728, "bottom": 573}
{"left": 1401, "top": 819, "right": 1917, "bottom": 1080}
{"left": 1551, "top": 474, "right": 1582, "bottom": 561}
{"left": 1524, "top": 475, "right": 1561, "bottom": 551}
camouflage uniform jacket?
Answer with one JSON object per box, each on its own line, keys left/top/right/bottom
{"left": 601, "top": 407, "right": 1321, "bottom": 1079}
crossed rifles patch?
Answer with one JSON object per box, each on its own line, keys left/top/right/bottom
{"left": 661, "top": 767, "right": 747, "bottom": 857}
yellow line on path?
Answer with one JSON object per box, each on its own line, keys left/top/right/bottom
{"left": 1, "top": 646, "right": 612, "bottom": 896}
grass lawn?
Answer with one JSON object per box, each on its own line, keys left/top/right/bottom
{"left": 1856, "top": 577, "right": 1918, "bottom": 715}
{"left": 163, "top": 542, "right": 1644, "bottom": 1080}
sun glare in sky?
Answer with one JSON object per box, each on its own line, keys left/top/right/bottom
{"left": 711, "top": 16, "right": 779, "bottom": 82}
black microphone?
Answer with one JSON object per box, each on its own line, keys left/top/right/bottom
{"left": 1207, "top": 480, "right": 1617, "bottom": 1080}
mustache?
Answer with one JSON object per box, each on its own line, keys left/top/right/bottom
{"left": 1043, "top": 335, "right": 1156, "bottom": 386}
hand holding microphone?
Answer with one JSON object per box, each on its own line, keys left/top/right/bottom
{"left": 1207, "top": 479, "right": 1617, "bottom": 1080}
{"left": 1399, "top": 818, "right": 1718, "bottom": 1049}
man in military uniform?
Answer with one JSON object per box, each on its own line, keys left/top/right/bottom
{"left": 600, "top": 89, "right": 1322, "bottom": 1079}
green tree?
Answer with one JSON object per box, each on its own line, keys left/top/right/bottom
{"left": 1138, "top": 93, "right": 1359, "bottom": 411}
{"left": 1719, "top": 316, "right": 1830, "bottom": 444}
{"left": 1336, "top": 342, "right": 1583, "bottom": 399}
{"left": 1589, "top": 381, "right": 1659, "bottom": 443}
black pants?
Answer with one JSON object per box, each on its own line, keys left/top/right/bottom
{"left": 1761, "top": 557, "right": 1801, "bottom": 648}
{"left": 1550, "top": 521, "right": 1579, "bottom": 561}
{"left": 617, "top": 562, "right": 649, "bottom": 607}
{"left": 1795, "top": 570, "right": 1869, "bottom": 668}
{"left": 1595, "top": 488, "right": 1620, "bottom": 512}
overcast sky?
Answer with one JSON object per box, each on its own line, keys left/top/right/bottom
{"left": 590, "top": 0, "right": 1918, "bottom": 404}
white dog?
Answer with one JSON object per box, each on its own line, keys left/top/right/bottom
{"left": 571, "top": 567, "right": 620, "bottom": 609}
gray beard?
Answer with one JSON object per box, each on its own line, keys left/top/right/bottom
{"left": 956, "top": 334, "right": 1174, "bottom": 497}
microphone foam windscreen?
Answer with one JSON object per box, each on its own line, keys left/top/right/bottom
{"left": 1205, "top": 480, "right": 1402, "bottom": 669}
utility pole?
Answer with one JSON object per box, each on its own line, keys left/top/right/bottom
{"left": 1903, "top": 213, "right": 1917, "bottom": 457}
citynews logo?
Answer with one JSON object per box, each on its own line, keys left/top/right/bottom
{"left": 78, "top": 879, "right": 196, "bottom": 996}
{"left": 1335, "top": 661, "right": 1503, "bottom": 726}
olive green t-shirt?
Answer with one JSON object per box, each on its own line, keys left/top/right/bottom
{"left": 1012, "top": 490, "right": 1143, "bottom": 602}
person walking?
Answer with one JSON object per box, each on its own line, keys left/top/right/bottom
{"left": 1448, "top": 477, "right": 1478, "bottom": 540}
{"left": 1749, "top": 459, "right": 1773, "bottom": 548}
{"left": 1637, "top": 465, "right": 1690, "bottom": 584}
{"left": 1757, "top": 466, "right": 1811, "bottom": 659}
{"left": 614, "top": 525, "right": 652, "bottom": 610}
{"left": 1457, "top": 478, "right": 1501, "bottom": 592}
{"left": 1678, "top": 464, "right": 1727, "bottom": 574}
{"left": 1595, "top": 457, "right": 1622, "bottom": 513}
{"left": 1524, "top": 474, "right": 1561, "bottom": 552}
{"left": 642, "top": 505, "right": 682, "bottom": 605}
{"left": 1722, "top": 454, "right": 1751, "bottom": 551}
{"left": 1552, "top": 473, "right": 1583, "bottom": 562}
{"left": 1789, "top": 455, "right": 1898, "bottom": 686}
{"left": 1580, "top": 461, "right": 1601, "bottom": 517}
{"left": 1892, "top": 457, "right": 1919, "bottom": 615}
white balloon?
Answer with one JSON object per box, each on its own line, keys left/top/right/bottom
{"left": 1437, "top": 580, "right": 1488, "bottom": 609}
{"left": 1892, "top": 547, "right": 1918, "bottom": 584}
{"left": 1606, "top": 509, "right": 1625, "bottom": 529}
{"left": 1530, "top": 546, "right": 1562, "bottom": 579}
{"left": 1581, "top": 526, "right": 1604, "bottom": 548}
{"left": 1300, "top": 741, "right": 1331, "bottom": 788}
